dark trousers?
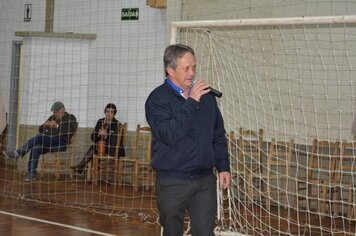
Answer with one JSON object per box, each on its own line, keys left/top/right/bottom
{"left": 75, "top": 145, "right": 95, "bottom": 172}
{"left": 156, "top": 174, "right": 217, "bottom": 236}
{"left": 17, "top": 134, "right": 67, "bottom": 174}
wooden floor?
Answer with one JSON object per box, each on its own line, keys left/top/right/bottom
{"left": 1, "top": 155, "right": 356, "bottom": 235}
{"left": 0, "top": 155, "right": 161, "bottom": 236}
{"left": 0, "top": 196, "right": 161, "bottom": 236}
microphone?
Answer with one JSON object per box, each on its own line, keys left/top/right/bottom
{"left": 208, "top": 87, "right": 223, "bottom": 98}
{"left": 192, "top": 80, "right": 223, "bottom": 98}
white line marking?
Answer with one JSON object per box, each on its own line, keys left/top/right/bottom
{"left": 0, "top": 210, "right": 116, "bottom": 236}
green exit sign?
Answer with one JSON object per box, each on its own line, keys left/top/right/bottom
{"left": 121, "top": 8, "right": 139, "bottom": 21}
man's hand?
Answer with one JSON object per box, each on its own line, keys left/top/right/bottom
{"left": 189, "top": 80, "right": 210, "bottom": 102}
{"left": 44, "top": 120, "right": 58, "bottom": 128}
{"left": 219, "top": 171, "right": 231, "bottom": 190}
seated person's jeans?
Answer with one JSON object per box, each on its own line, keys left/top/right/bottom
{"left": 17, "top": 134, "right": 68, "bottom": 174}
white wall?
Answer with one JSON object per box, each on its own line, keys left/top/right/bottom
{"left": 54, "top": 0, "right": 166, "bottom": 129}
{"left": 0, "top": 0, "right": 45, "bottom": 113}
{"left": 20, "top": 37, "right": 89, "bottom": 126}
{"left": 0, "top": 0, "right": 166, "bottom": 130}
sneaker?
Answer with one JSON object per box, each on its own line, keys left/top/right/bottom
{"left": 2, "top": 150, "right": 20, "bottom": 160}
{"left": 24, "top": 173, "right": 37, "bottom": 182}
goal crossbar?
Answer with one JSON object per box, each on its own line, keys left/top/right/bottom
{"left": 170, "top": 15, "right": 356, "bottom": 43}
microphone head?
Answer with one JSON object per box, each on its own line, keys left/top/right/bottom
{"left": 208, "top": 87, "right": 223, "bottom": 98}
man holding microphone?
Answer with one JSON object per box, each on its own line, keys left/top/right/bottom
{"left": 145, "top": 44, "right": 231, "bottom": 236}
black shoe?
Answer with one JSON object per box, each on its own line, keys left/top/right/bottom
{"left": 70, "top": 166, "right": 83, "bottom": 175}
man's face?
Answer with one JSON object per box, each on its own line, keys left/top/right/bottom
{"left": 104, "top": 108, "right": 115, "bottom": 121}
{"left": 54, "top": 107, "right": 65, "bottom": 120}
{"left": 168, "top": 52, "right": 196, "bottom": 91}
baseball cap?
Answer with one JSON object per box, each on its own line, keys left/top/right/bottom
{"left": 51, "top": 101, "right": 65, "bottom": 112}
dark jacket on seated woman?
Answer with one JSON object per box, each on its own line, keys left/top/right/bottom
{"left": 71, "top": 103, "right": 125, "bottom": 174}
{"left": 91, "top": 117, "right": 125, "bottom": 157}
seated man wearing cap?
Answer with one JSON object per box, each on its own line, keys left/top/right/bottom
{"left": 3, "top": 101, "right": 78, "bottom": 182}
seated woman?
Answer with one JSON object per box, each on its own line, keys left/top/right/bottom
{"left": 70, "top": 103, "right": 125, "bottom": 174}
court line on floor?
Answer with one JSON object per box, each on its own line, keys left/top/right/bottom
{"left": 0, "top": 210, "right": 116, "bottom": 236}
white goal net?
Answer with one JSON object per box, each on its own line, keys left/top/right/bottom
{"left": 171, "top": 16, "right": 356, "bottom": 235}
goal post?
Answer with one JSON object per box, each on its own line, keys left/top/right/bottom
{"left": 170, "top": 15, "right": 356, "bottom": 235}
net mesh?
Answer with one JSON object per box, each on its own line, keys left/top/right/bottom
{"left": 1, "top": 0, "right": 356, "bottom": 235}
{"left": 0, "top": 0, "right": 164, "bottom": 227}
{"left": 173, "top": 18, "right": 356, "bottom": 235}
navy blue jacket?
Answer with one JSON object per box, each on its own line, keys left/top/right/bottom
{"left": 145, "top": 82, "right": 230, "bottom": 180}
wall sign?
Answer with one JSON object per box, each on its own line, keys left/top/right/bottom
{"left": 24, "top": 4, "right": 32, "bottom": 22}
{"left": 121, "top": 8, "right": 139, "bottom": 21}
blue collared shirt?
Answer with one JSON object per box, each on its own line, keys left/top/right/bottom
{"left": 165, "top": 77, "right": 193, "bottom": 98}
